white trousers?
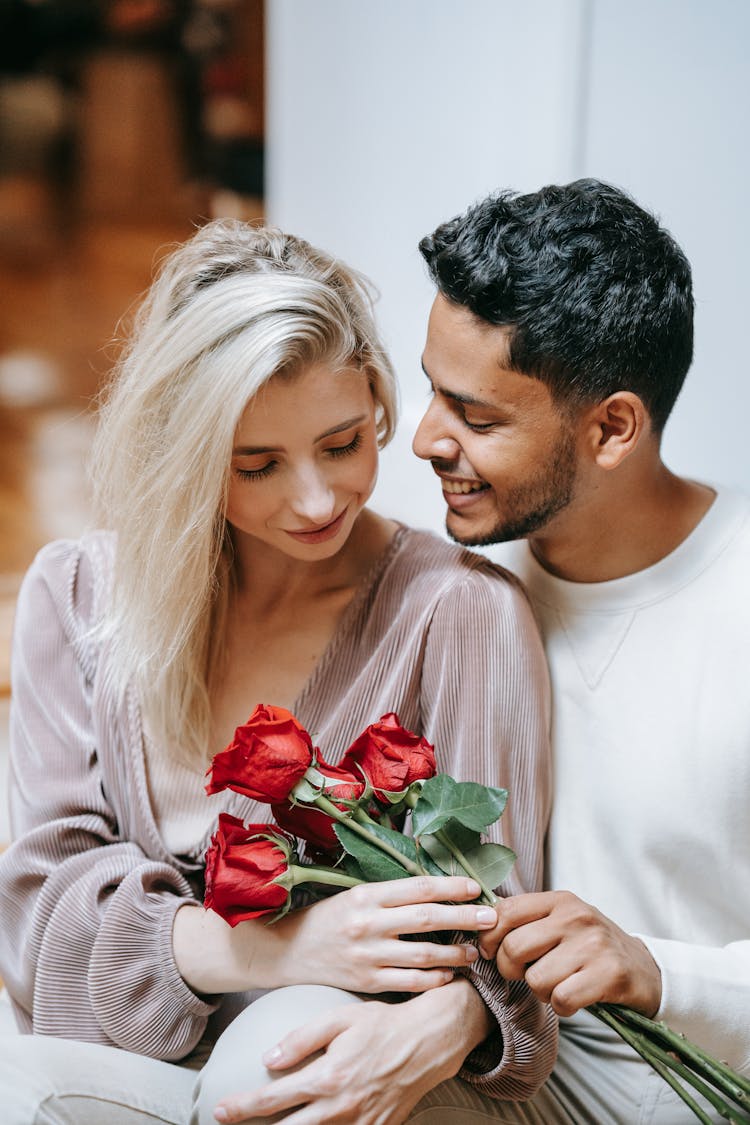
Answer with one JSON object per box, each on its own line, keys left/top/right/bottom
{"left": 0, "top": 986, "right": 724, "bottom": 1124}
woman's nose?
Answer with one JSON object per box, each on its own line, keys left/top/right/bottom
{"left": 289, "top": 466, "right": 337, "bottom": 524}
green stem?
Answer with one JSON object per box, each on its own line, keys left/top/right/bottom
{"left": 289, "top": 864, "right": 362, "bottom": 890}
{"left": 433, "top": 828, "right": 497, "bottom": 906}
{"left": 643, "top": 1039, "right": 750, "bottom": 1122}
{"left": 313, "top": 794, "right": 424, "bottom": 876}
{"left": 598, "top": 1004, "right": 750, "bottom": 1108}
{"left": 593, "top": 1005, "right": 716, "bottom": 1125}
{"left": 352, "top": 806, "right": 381, "bottom": 828}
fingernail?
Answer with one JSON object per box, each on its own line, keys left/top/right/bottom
{"left": 476, "top": 907, "right": 496, "bottom": 925}
{"left": 263, "top": 1045, "right": 282, "bottom": 1065}
{"left": 463, "top": 944, "right": 479, "bottom": 962}
{"left": 465, "top": 879, "right": 481, "bottom": 897}
{"left": 214, "top": 1110, "right": 228, "bottom": 1123}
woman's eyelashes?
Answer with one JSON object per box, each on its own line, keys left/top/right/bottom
{"left": 235, "top": 462, "right": 277, "bottom": 481}
{"left": 234, "top": 432, "right": 364, "bottom": 482}
{"left": 327, "top": 431, "right": 363, "bottom": 458}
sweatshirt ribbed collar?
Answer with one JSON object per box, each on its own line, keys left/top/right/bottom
{"left": 517, "top": 485, "right": 749, "bottom": 614}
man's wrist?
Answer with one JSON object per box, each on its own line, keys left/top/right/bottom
{"left": 413, "top": 977, "right": 493, "bottom": 1076}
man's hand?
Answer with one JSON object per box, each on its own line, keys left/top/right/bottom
{"left": 478, "top": 891, "right": 662, "bottom": 1017}
{"left": 212, "top": 980, "right": 492, "bottom": 1124}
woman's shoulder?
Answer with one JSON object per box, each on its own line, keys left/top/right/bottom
{"left": 20, "top": 530, "right": 116, "bottom": 634}
{"left": 388, "top": 524, "right": 529, "bottom": 602}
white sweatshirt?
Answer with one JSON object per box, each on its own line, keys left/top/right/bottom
{"left": 499, "top": 486, "right": 750, "bottom": 1073}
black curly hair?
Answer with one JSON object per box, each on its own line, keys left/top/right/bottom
{"left": 419, "top": 179, "right": 694, "bottom": 433}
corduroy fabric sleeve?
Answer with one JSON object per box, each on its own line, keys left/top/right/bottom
{"left": 0, "top": 539, "right": 219, "bottom": 1058}
{"left": 420, "top": 563, "right": 558, "bottom": 1099}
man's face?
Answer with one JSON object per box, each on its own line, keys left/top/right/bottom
{"left": 412, "top": 294, "right": 581, "bottom": 547}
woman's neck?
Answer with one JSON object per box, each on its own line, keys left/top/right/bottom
{"left": 230, "top": 508, "right": 398, "bottom": 615}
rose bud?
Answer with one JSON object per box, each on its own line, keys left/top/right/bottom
{"left": 204, "top": 814, "right": 297, "bottom": 925}
{"left": 206, "top": 703, "right": 315, "bottom": 803}
{"left": 338, "top": 713, "right": 436, "bottom": 800}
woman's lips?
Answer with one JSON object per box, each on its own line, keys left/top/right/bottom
{"left": 284, "top": 507, "right": 349, "bottom": 544}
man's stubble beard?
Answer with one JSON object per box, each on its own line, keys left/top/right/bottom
{"left": 446, "top": 426, "right": 579, "bottom": 548}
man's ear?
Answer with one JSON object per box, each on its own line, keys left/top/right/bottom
{"left": 583, "top": 392, "right": 649, "bottom": 470}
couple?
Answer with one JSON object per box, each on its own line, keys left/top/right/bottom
{"left": 0, "top": 179, "right": 746, "bottom": 1125}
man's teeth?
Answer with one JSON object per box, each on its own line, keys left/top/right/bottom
{"left": 442, "top": 480, "right": 485, "bottom": 495}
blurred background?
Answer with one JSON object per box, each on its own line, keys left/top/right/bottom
{"left": 1, "top": 0, "right": 749, "bottom": 839}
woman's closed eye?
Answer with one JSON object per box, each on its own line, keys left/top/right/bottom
{"left": 326, "top": 431, "right": 363, "bottom": 458}
{"left": 235, "top": 461, "right": 277, "bottom": 481}
{"left": 233, "top": 433, "right": 363, "bottom": 483}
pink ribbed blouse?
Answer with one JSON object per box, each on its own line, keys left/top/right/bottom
{"left": 0, "top": 524, "right": 556, "bottom": 1099}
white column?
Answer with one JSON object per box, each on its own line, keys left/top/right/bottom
{"left": 581, "top": 0, "right": 750, "bottom": 491}
{"left": 266, "top": 0, "right": 589, "bottom": 531}
{"left": 266, "top": 0, "right": 750, "bottom": 533}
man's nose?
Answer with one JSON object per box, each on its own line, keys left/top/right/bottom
{"left": 412, "top": 401, "right": 461, "bottom": 463}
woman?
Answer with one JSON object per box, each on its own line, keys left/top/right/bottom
{"left": 0, "top": 221, "right": 554, "bottom": 1124}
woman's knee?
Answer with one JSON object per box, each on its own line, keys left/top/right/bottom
{"left": 192, "top": 985, "right": 363, "bottom": 1125}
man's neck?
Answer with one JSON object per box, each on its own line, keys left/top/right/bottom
{"left": 526, "top": 466, "right": 716, "bottom": 584}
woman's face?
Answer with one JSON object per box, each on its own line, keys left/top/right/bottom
{"left": 225, "top": 362, "right": 380, "bottom": 562}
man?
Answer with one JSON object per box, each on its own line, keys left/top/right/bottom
{"left": 413, "top": 178, "right": 749, "bottom": 1122}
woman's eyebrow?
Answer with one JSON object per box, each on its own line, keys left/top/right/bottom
{"left": 232, "top": 414, "right": 368, "bottom": 455}
{"left": 232, "top": 443, "right": 280, "bottom": 455}
{"left": 314, "top": 414, "right": 367, "bottom": 442}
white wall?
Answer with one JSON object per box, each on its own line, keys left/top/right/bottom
{"left": 582, "top": 0, "right": 750, "bottom": 489}
{"left": 266, "top": 0, "right": 750, "bottom": 535}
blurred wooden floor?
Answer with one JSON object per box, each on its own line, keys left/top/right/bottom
{"left": 0, "top": 212, "right": 204, "bottom": 696}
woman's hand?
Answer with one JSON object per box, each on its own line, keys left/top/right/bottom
{"left": 269, "top": 876, "right": 498, "bottom": 994}
{"left": 213, "top": 979, "right": 492, "bottom": 1124}
{"left": 173, "top": 876, "right": 497, "bottom": 996}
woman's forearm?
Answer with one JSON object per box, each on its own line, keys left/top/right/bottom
{"left": 172, "top": 903, "right": 289, "bottom": 995}
{"left": 173, "top": 879, "right": 498, "bottom": 998}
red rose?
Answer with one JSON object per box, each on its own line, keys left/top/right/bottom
{"left": 206, "top": 703, "right": 314, "bottom": 803}
{"left": 204, "top": 814, "right": 294, "bottom": 926}
{"left": 272, "top": 763, "right": 365, "bottom": 851}
{"left": 338, "top": 713, "right": 436, "bottom": 799}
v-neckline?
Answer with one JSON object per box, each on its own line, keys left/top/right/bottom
{"left": 182, "top": 523, "right": 408, "bottom": 865}
{"left": 292, "top": 523, "right": 407, "bottom": 718}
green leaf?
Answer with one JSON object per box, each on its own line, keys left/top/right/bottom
{"left": 341, "top": 853, "right": 368, "bottom": 881}
{"left": 411, "top": 775, "right": 508, "bottom": 836}
{"left": 420, "top": 832, "right": 516, "bottom": 891}
{"left": 334, "top": 823, "right": 410, "bottom": 881}
{"left": 360, "top": 820, "right": 432, "bottom": 871}
{"left": 413, "top": 840, "right": 448, "bottom": 878}
{"left": 419, "top": 822, "right": 481, "bottom": 874}
{"left": 461, "top": 842, "right": 516, "bottom": 889}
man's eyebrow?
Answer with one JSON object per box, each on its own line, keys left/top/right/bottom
{"left": 232, "top": 415, "right": 367, "bottom": 456}
{"left": 420, "top": 360, "right": 497, "bottom": 410}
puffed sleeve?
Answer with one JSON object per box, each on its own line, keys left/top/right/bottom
{"left": 0, "top": 538, "right": 220, "bottom": 1058}
{"left": 421, "top": 560, "right": 558, "bottom": 1099}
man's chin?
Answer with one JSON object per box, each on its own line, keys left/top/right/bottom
{"left": 446, "top": 517, "right": 500, "bottom": 548}
{"left": 445, "top": 513, "right": 526, "bottom": 548}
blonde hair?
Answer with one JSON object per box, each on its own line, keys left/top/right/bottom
{"left": 91, "top": 220, "right": 398, "bottom": 762}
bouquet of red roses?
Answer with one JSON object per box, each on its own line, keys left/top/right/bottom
{"left": 204, "top": 704, "right": 750, "bottom": 1125}
{"left": 204, "top": 703, "right": 514, "bottom": 922}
